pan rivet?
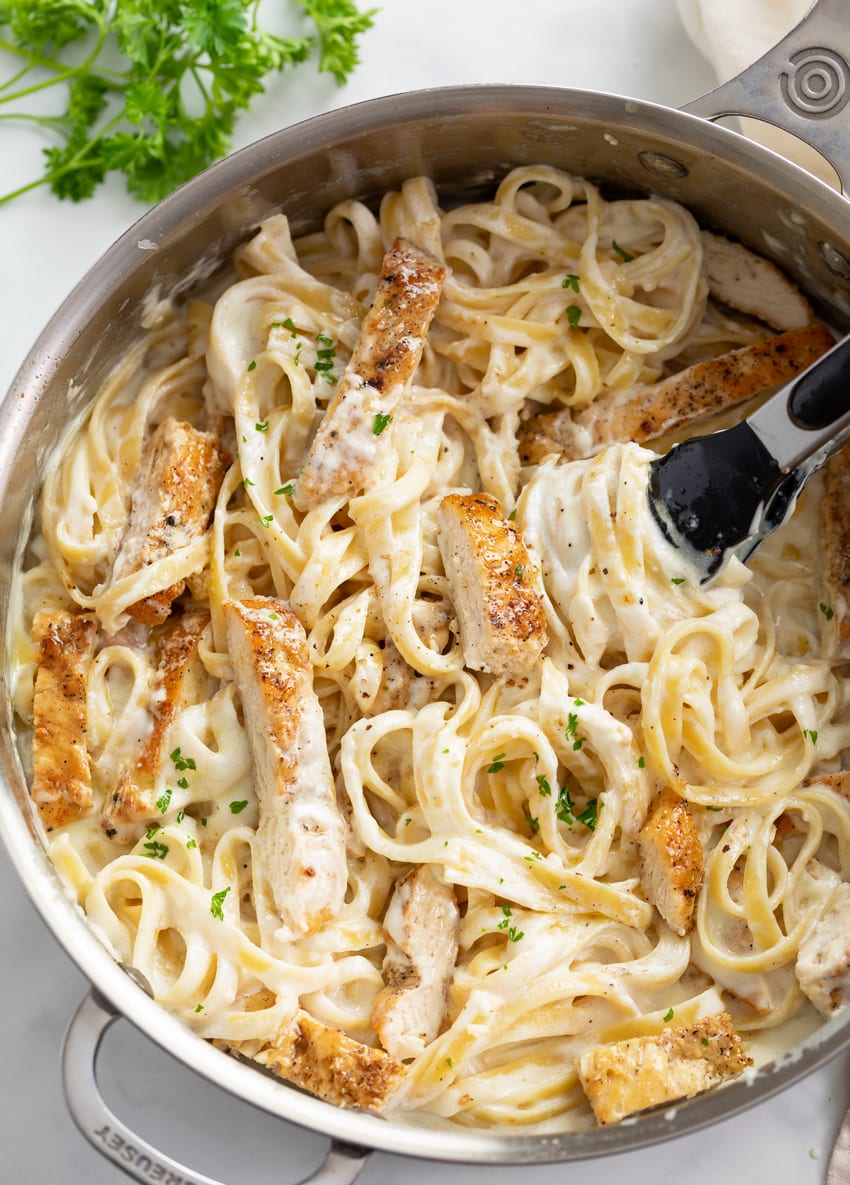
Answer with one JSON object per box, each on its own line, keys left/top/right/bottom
{"left": 637, "top": 151, "right": 689, "bottom": 179}
{"left": 819, "top": 241, "right": 850, "bottom": 279}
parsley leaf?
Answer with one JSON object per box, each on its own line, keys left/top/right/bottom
{"left": 210, "top": 886, "right": 231, "bottom": 920}
{"left": 612, "top": 240, "right": 635, "bottom": 262}
{"left": 373, "top": 411, "right": 392, "bottom": 436}
{"left": 555, "top": 785, "right": 575, "bottom": 825}
{"left": 487, "top": 752, "right": 506, "bottom": 774}
{"left": 820, "top": 602, "right": 835, "bottom": 621}
{"left": 0, "top": 0, "right": 376, "bottom": 207}
{"left": 229, "top": 800, "right": 249, "bottom": 814}
{"left": 566, "top": 304, "right": 582, "bottom": 328}
{"left": 562, "top": 273, "right": 580, "bottom": 292}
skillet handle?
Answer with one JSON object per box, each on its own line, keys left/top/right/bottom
{"left": 682, "top": 0, "right": 850, "bottom": 194}
{"left": 62, "top": 990, "right": 370, "bottom": 1185}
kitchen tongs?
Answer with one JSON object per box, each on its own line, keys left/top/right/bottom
{"left": 648, "top": 333, "right": 850, "bottom": 582}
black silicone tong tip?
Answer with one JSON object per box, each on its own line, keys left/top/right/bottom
{"left": 648, "top": 420, "right": 782, "bottom": 581}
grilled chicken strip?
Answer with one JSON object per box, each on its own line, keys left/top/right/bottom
{"left": 795, "top": 882, "right": 850, "bottom": 1018}
{"left": 31, "top": 609, "right": 97, "bottom": 832}
{"left": 819, "top": 445, "right": 850, "bottom": 658}
{"left": 701, "top": 231, "right": 813, "bottom": 331}
{"left": 252, "top": 1009, "right": 406, "bottom": 1111}
{"left": 637, "top": 786, "right": 704, "bottom": 936}
{"left": 296, "top": 238, "right": 448, "bottom": 509}
{"left": 102, "top": 612, "right": 212, "bottom": 842}
{"left": 436, "top": 492, "right": 548, "bottom": 677}
{"left": 110, "top": 418, "right": 229, "bottom": 627}
{"left": 577, "top": 1012, "right": 751, "bottom": 1125}
{"left": 224, "top": 597, "right": 346, "bottom": 935}
{"left": 518, "top": 322, "right": 835, "bottom": 465}
{"left": 372, "top": 864, "right": 460, "bottom": 1059}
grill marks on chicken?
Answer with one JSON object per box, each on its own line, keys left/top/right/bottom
{"left": 110, "top": 418, "right": 229, "bottom": 626}
{"left": 518, "top": 322, "right": 835, "bottom": 465}
{"left": 296, "top": 238, "right": 448, "bottom": 509}
{"left": 223, "top": 597, "right": 347, "bottom": 935}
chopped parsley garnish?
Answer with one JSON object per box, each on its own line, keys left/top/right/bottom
{"left": 671, "top": 576, "right": 686, "bottom": 585}
{"left": 282, "top": 317, "right": 299, "bottom": 336}
{"left": 562, "top": 273, "right": 580, "bottom": 292}
{"left": 373, "top": 411, "right": 392, "bottom": 436}
{"left": 514, "top": 564, "right": 524, "bottom": 578}
{"left": 663, "top": 1007, "right": 674, "bottom": 1022}
{"left": 210, "top": 887, "right": 231, "bottom": 920}
{"left": 275, "top": 482, "right": 296, "bottom": 496}
{"left": 565, "top": 712, "right": 586, "bottom": 750}
{"left": 701, "top": 1036, "right": 710, "bottom": 1046}
{"left": 508, "top": 508, "right": 518, "bottom": 521}
{"left": 487, "top": 752, "right": 507, "bottom": 773}
{"left": 229, "top": 800, "right": 249, "bottom": 814}
{"left": 525, "top": 813, "right": 540, "bottom": 834}
{"left": 247, "top": 359, "right": 257, "bottom": 372}
{"left": 803, "top": 728, "right": 819, "bottom": 745}
{"left": 170, "top": 748, "right": 196, "bottom": 772}
{"left": 555, "top": 785, "right": 575, "bottom": 825}
{"left": 820, "top": 602, "right": 835, "bottom": 620}
{"left": 535, "top": 774, "right": 552, "bottom": 797}
{"left": 577, "top": 799, "right": 598, "bottom": 829}
{"left": 234, "top": 548, "right": 241, "bottom": 557}
{"left": 243, "top": 476, "right": 254, "bottom": 487}
{"left": 706, "top": 805, "right": 722, "bottom": 812}
{"left": 314, "top": 332, "right": 336, "bottom": 383}
{"left": 613, "top": 241, "right": 635, "bottom": 262}
{"left": 255, "top": 420, "right": 269, "bottom": 432}
{"left": 195, "top": 1004, "right": 204, "bottom": 1013}
{"left": 259, "top": 513, "right": 273, "bottom": 527}
{"left": 143, "top": 839, "right": 169, "bottom": 860}
{"left": 445, "top": 1057, "right": 453, "bottom": 1068}
{"left": 177, "top": 777, "right": 189, "bottom": 790}
{"left": 496, "top": 904, "right": 524, "bottom": 942}
{"left": 156, "top": 788, "right": 172, "bottom": 814}
{"left": 566, "top": 304, "right": 582, "bottom": 328}
{"left": 146, "top": 824, "right": 160, "bottom": 839}
{"left": 637, "top": 756, "right": 645, "bottom": 768}
{"left": 186, "top": 838, "right": 197, "bottom": 849}
{"left": 524, "top": 850, "right": 542, "bottom": 862}
{"left": 200, "top": 817, "right": 207, "bottom": 826}
{"left": 176, "top": 809, "right": 185, "bottom": 823}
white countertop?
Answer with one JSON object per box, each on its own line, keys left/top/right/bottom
{"left": 2, "top": 2, "right": 848, "bottom": 1182}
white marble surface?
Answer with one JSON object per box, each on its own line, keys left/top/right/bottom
{"left": 1, "top": 1, "right": 847, "bottom": 1182}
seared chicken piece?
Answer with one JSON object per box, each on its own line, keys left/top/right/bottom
{"left": 31, "top": 609, "right": 97, "bottom": 832}
{"left": 223, "top": 597, "right": 346, "bottom": 935}
{"left": 519, "top": 322, "right": 835, "bottom": 464}
{"left": 252, "top": 1009, "right": 406, "bottom": 1111}
{"left": 372, "top": 864, "right": 460, "bottom": 1059}
{"left": 111, "top": 418, "right": 229, "bottom": 627}
{"left": 102, "top": 612, "right": 212, "bottom": 841}
{"left": 436, "top": 492, "right": 548, "bottom": 677}
{"left": 577, "top": 1012, "right": 751, "bottom": 1125}
{"left": 637, "top": 787, "right": 703, "bottom": 935}
{"left": 296, "top": 238, "right": 448, "bottom": 509}
{"left": 819, "top": 445, "right": 850, "bottom": 658}
{"left": 804, "top": 770, "right": 850, "bottom": 798}
{"left": 701, "top": 231, "right": 813, "bottom": 331}
{"left": 795, "top": 882, "right": 850, "bottom": 1018}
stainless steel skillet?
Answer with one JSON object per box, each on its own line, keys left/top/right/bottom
{"left": 4, "top": 1, "right": 850, "bottom": 1182}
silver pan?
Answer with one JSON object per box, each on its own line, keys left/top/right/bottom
{"left": 3, "top": 2, "right": 850, "bottom": 1181}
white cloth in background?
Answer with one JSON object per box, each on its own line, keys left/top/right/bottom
{"left": 675, "top": 0, "right": 838, "bottom": 186}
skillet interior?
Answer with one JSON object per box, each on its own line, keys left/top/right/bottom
{"left": 3, "top": 84, "right": 850, "bottom": 1163}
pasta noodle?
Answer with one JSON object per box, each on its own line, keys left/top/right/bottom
{"left": 11, "top": 165, "right": 850, "bottom": 1130}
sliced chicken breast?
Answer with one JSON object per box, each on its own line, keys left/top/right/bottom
{"left": 102, "top": 612, "right": 212, "bottom": 841}
{"left": 31, "top": 609, "right": 97, "bottom": 832}
{"left": 111, "top": 418, "right": 229, "bottom": 627}
{"left": 436, "top": 492, "right": 548, "bottom": 677}
{"left": 701, "top": 231, "right": 813, "bottom": 331}
{"left": 252, "top": 1008, "right": 406, "bottom": 1111}
{"left": 296, "top": 238, "right": 448, "bottom": 509}
{"left": 637, "top": 786, "right": 704, "bottom": 935}
{"left": 372, "top": 864, "right": 460, "bottom": 1059}
{"left": 577, "top": 1012, "right": 751, "bottom": 1125}
{"left": 519, "top": 322, "right": 835, "bottom": 464}
{"left": 795, "top": 882, "right": 850, "bottom": 1019}
{"left": 224, "top": 597, "right": 346, "bottom": 935}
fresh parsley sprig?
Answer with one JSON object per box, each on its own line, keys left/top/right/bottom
{"left": 0, "top": 0, "right": 376, "bottom": 206}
